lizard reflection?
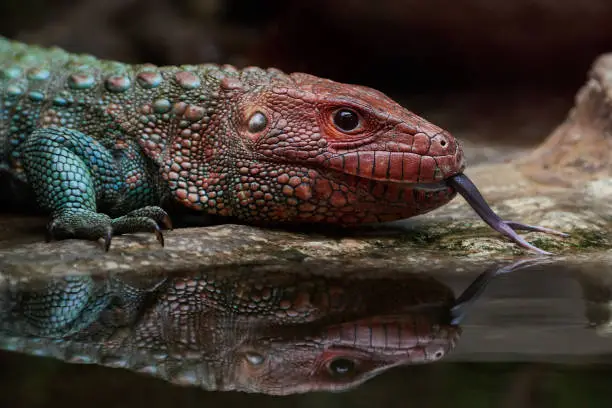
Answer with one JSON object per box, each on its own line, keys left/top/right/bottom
{"left": 0, "top": 260, "right": 530, "bottom": 395}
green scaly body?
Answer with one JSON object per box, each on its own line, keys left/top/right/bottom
{"left": 0, "top": 36, "right": 302, "bottom": 246}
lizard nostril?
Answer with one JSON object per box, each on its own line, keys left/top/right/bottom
{"left": 440, "top": 139, "right": 447, "bottom": 147}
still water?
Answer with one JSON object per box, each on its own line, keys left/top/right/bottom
{"left": 1, "top": 257, "right": 612, "bottom": 407}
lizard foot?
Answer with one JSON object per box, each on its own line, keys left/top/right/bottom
{"left": 111, "top": 206, "right": 173, "bottom": 248}
{"left": 47, "top": 209, "right": 113, "bottom": 249}
{"left": 47, "top": 207, "right": 173, "bottom": 251}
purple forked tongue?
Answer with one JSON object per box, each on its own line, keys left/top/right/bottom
{"left": 446, "top": 173, "right": 568, "bottom": 255}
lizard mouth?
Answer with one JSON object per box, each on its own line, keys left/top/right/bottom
{"left": 358, "top": 177, "right": 453, "bottom": 193}
{"left": 322, "top": 315, "right": 461, "bottom": 355}
{"left": 399, "top": 180, "right": 451, "bottom": 192}
{"left": 316, "top": 175, "right": 455, "bottom": 202}
{"left": 320, "top": 168, "right": 454, "bottom": 193}
{"left": 322, "top": 151, "right": 464, "bottom": 188}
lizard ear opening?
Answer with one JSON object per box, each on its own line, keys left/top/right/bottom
{"left": 247, "top": 111, "right": 268, "bottom": 133}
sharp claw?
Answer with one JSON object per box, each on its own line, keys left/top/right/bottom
{"left": 104, "top": 228, "right": 113, "bottom": 252}
{"left": 154, "top": 226, "right": 164, "bottom": 247}
{"left": 161, "top": 214, "right": 173, "bottom": 231}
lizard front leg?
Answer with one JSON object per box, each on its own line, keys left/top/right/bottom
{"left": 22, "top": 126, "right": 171, "bottom": 250}
{"left": 15, "top": 275, "right": 112, "bottom": 337}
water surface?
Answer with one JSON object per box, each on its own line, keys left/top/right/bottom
{"left": 1, "top": 257, "right": 612, "bottom": 407}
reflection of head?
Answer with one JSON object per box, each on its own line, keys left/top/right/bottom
{"left": 154, "top": 271, "right": 463, "bottom": 394}
{"left": 225, "top": 315, "right": 461, "bottom": 395}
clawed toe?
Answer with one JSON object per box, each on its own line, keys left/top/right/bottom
{"left": 110, "top": 210, "right": 172, "bottom": 249}
{"left": 161, "top": 213, "right": 173, "bottom": 230}
{"left": 104, "top": 228, "right": 113, "bottom": 252}
{"left": 46, "top": 210, "right": 113, "bottom": 249}
{"left": 122, "top": 206, "right": 172, "bottom": 229}
{"left": 45, "top": 207, "right": 172, "bottom": 251}
{"left": 154, "top": 225, "right": 164, "bottom": 247}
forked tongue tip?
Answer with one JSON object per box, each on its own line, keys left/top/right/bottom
{"left": 446, "top": 173, "right": 555, "bottom": 255}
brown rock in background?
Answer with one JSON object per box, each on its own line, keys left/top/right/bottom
{"left": 518, "top": 54, "right": 612, "bottom": 187}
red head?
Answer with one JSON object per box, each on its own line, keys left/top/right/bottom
{"left": 161, "top": 69, "right": 466, "bottom": 224}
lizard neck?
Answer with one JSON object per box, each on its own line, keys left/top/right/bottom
{"left": 124, "top": 65, "right": 294, "bottom": 216}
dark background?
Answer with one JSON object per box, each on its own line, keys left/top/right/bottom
{"left": 3, "top": 0, "right": 612, "bottom": 91}
{"left": 3, "top": 353, "right": 612, "bottom": 408}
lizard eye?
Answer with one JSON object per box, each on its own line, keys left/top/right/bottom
{"left": 333, "top": 109, "right": 361, "bottom": 132}
{"left": 327, "top": 358, "right": 357, "bottom": 377}
{"left": 248, "top": 111, "right": 268, "bottom": 133}
{"left": 244, "top": 351, "right": 265, "bottom": 366}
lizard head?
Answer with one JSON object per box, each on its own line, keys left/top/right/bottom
{"left": 165, "top": 69, "right": 466, "bottom": 224}
{"left": 210, "top": 271, "right": 462, "bottom": 395}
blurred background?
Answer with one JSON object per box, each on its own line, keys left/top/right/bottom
{"left": 3, "top": 0, "right": 611, "bottom": 91}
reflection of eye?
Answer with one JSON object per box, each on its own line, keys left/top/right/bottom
{"left": 332, "top": 109, "right": 361, "bottom": 132}
{"left": 244, "top": 351, "right": 265, "bottom": 366}
{"left": 327, "top": 358, "right": 356, "bottom": 376}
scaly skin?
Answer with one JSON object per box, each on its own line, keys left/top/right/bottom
{"left": 0, "top": 268, "right": 461, "bottom": 395}
{"left": 0, "top": 36, "right": 463, "bottom": 249}
{"left": 0, "top": 37, "right": 566, "bottom": 253}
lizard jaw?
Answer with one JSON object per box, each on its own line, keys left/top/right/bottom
{"left": 322, "top": 150, "right": 464, "bottom": 186}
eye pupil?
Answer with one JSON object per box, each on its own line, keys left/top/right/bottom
{"left": 328, "top": 358, "right": 355, "bottom": 376}
{"left": 333, "top": 109, "right": 359, "bottom": 131}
